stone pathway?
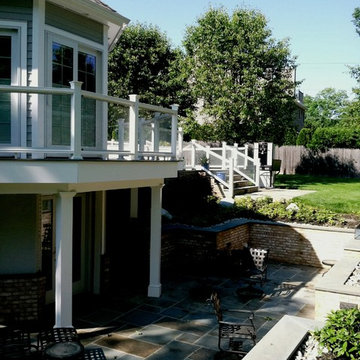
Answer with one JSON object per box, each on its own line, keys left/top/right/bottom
{"left": 72, "top": 263, "right": 324, "bottom": 360}
{"left": 235, "top": 188, "right": 316, "bottom": 202}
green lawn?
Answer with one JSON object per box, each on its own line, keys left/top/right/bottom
{"left": 275, "top": 175, "right": 360, "bottom": 215}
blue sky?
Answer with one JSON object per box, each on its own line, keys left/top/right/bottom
{"left": 106, "top": 0, "right": 360, "bottom": 98}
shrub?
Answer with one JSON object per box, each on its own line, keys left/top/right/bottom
{"left": 296, "top": 128, "right": 313, "bottom": 146}
{"left": 313, "top": 308, "right": 360, "bottom": 359}
{"left": 309, "top": 127, "right": 360, "bottom": 151}
{"left": 162, "top": 171, "right": 213, "bottom": 219}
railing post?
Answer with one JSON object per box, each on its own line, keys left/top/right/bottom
{"left": 233, "top": 143, "right": 238, "bottom": 168}
{"left": 244, "top": 144, "right": 248, "bottom": 169}
{"left": 171, "top": 104, "right": 179, "bottom": 160}
{"left": 206, "top": 145, "right": 211, "bottom": 169}
{"left": 255, "top": 158, "right": 261, "bottom": 187}
{"left": 129, "top": 94, "right": 139, "bottom": 160}
{"left": 117, "top": 118, "right": 124, "bottom": 159}
{"left": 222, "top": 141, "right": 227, "bottom": 170}
{"left": 138, "top": 118, "right": 145, "bottom": 157}
{"left": 151, "top": 114, "right": 160, "bottom": 155}
{"left": 228, "top": 157, "right": 234, "bottom": 199}
{"left": 191, "top": 140, "right": 196, "bottom": 169}
{"left": 177, "top": 127, "right": 183, "bottom": 159}
{"left": 70, "top": 81, "right": 83, "bottom": 160}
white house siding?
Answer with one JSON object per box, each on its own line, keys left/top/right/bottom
{"left": 45, "top": 3, "right": 104, "bottom": 44}
{"left": 0, "top": 194, "right": 40, "bottom": 274}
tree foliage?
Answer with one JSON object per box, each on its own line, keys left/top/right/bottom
{"left": 108, "top": 23, "right": 195, "bottom": 137}
{"left": 180, "top": 7, "right": 298, "bottom": 145}
{"left": 303, "top": 88, "right": 349, "bottom": 129}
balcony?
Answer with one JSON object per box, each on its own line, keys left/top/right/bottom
{"left": 0, "top": 82, "right": 180, "bottom": 192}
{"left": 0, "top": 82, "right": 179, "bottom": 161}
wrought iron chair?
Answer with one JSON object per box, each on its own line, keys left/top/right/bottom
{"left": 207, "top": 292, "right": 256, "bottom": 357}
{"left": 0, "top": 326, "right": 40, "bottom": 359}
{"left": 236, "top": 246, "right": 269, "bottom": 286}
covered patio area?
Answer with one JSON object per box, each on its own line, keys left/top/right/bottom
{"left": 57, "top": 263, "right": 324, "bottom": 360}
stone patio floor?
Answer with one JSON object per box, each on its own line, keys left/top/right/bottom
{"left": 69, "top": 263, "right": 325, "bottom": 360}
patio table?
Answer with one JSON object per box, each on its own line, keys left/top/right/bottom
{"left": 44, "top": 341, "right": 84, "bottom": 360}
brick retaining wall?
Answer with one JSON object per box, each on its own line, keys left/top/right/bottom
{"left": 162, "top": 220, "right": 353, "bottom": 271}
{"left": 0, "top": 274, "right": 46, "bottom": 323}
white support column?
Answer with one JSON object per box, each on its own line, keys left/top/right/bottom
{"left": 171, "top": 104, "right": 179, "bottom": 159}
{"left": 55, "top": 192, "right": 76, "bottom": 328}
{"left": 129, "top": 94, "right": 139, "bottom": 160}
{"left": 130, "top": 188, "right": 138, "bottom": 219}
{"left": 70, "top": 81, "right": 83, "bottom": 160}
{"left": 148, "top": 185, "right": 163, "bottom": 298}
{"left": 93, "top": 191, "right": 106, "bottom": 294}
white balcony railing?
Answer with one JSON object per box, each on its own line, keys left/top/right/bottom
{"left": 0, "top": 82, "right": 179, "bottom": 161}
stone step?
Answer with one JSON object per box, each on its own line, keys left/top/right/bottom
{"left": 233, "top": 186, "right": 259, "bottom": 195}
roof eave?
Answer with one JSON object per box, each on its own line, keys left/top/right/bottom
{"left": 47, "top": 0, "right": 130, "bottom": 49}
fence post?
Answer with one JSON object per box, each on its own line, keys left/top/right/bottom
{"left": 70, "top": 81, "right": 83, "bottom": 160}
{"left": 191, "top": 140, "right": 196, "bottom": 169}
{"left": 222, "top": 141, "right": 227, "bottom": 170}
{"left": 129, "top": 94, "right": 139, "bottom": 160}
{"left": 117, "top": 118, "right": 124, "bottom": 159}
{"left": 171, "top": 104, "right": 179, "bottom": 160}
{"left": 228, "top": 157, "right": 234, "bottom": 199}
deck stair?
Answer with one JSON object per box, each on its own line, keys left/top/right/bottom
{"left": 182, "top": 140, "right": 261, "bottom": 199}
{"left": 213, "top": 170, "right": 258, "bottom": 197}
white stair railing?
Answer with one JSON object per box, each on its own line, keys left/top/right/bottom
{"left": 182, "top": 140, "right": 260, "bottom": 188}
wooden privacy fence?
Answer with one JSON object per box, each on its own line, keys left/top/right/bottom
{"left": 274, "top": 146, "right": 360, "bottom": 175}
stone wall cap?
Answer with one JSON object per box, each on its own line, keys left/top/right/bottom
{"left": 243, "top": 315, "right": 323, "bottom": 360}
{"left": 163, "top": 218, "right": 354, "bottom": 234}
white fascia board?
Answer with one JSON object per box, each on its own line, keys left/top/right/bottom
{"left": 46, "top": 0, "right": 130, "bottom": 49}
{"left": 0, "top": 161, "right": 178, "bottom": 185}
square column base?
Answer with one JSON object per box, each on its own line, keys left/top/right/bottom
{"left": 148, "top": 284, "right": 162, "bottom": 297}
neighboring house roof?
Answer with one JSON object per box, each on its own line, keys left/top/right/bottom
{"left": 48, "top": 0, "right": 130, "bottom": 50}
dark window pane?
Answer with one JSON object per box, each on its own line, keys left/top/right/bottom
{"left": 52, "top": 42, "right": 62, "bottom": 63}
{"left": 63, "top": 66, "right": 73, "bottom": 87}
{"left": 0, "top": 36, "right": 11, "bottom": 57}
{"left": 52, "top": 64, "right": 62, "bottom": 85}
{"left": 63, "top": 46, "right": 73, "bottom": 67}
{"left": 78, "top": 53, "right": 86, "bottom": 72}
{"left": 86, "top": 74, "right": 96, "bottom": 92}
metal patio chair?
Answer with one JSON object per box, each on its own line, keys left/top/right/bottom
{"left": 207, "top": 291, "right": 256, "bottom": 357}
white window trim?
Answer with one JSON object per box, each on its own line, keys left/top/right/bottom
{"left": 0, "top": 21, "right": 27, "bottom": 148}
{"left": 45, "top": 31, "right": 104, "bottom": 150}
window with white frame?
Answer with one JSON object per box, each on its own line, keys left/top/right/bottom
{"left": 0, "top": 23, "right": 26, "bottom": 147}
{"left": 47, "top": 33, "right": 101, "bottom": 149}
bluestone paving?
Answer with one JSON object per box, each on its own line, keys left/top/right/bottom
{"left": 75, "top": 263, "right": 323, "bottom": 359}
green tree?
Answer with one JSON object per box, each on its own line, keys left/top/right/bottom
{"left": 108, "top": 23, "right": 194, "bottom": 138}
{"left": 303, "top": 88, "right": 349, "bottom": 130}
{"left": 180, "top": 7, "right": 298, "bottom": 145}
